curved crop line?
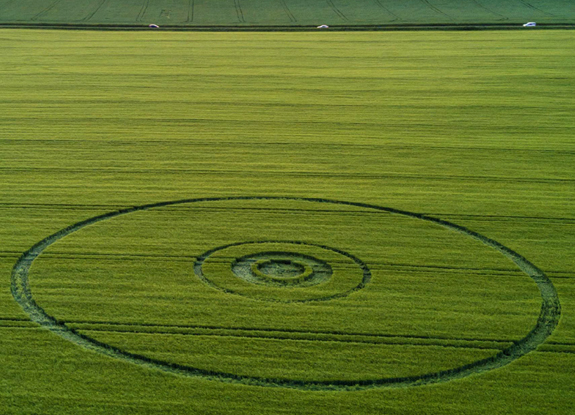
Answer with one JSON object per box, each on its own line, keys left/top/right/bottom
{"left": 418, "top": 0, "right": 453, "bottom": 20}
{"left": 186, "top": 0, "right": 194, "bottom": 23}
{"left": 279, "top": 0, "right": 297, "bottom": 23}
{"left": 31, "top": 0, "right": 62, "bottom": 21}
{"left": 517, "top": 0, "right": 556, "bottom": 17}
{"left": 468, "top": 0, "right": 507, "bottom": 19}
{"left": 195, "top": 241, "right": 366, "bottom": 302}
{"left": 249, "top": 258, "right": 314, "bottom": 284}
{"left": 136, "top": 0, "right": 150, "bottom": 22}
{"left": 241, "top": 254, "right": 323, "bottom": 286}
{"left": 11, "top": 196, "right": 561, "bottom": 391}
{"left": 81, "top": 0, "right": 108, "bottom": 22}
{"left": 234, "top": 0, "right": 245, "bottom": 23}
{"left": 326, "top": 0, "right": 348, "bottom": 21}
{"left": 373, "top": 0, "right": 400, "bottom": 21}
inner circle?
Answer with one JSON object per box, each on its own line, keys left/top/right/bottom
{"left": 254, "top": 260, "right": 307, "bottom": 278}
{"left": 227, "top": 247, "right": 339, "bottom": 291}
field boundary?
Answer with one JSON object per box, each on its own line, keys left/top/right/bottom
{"left": 0, "top": 22, "right": 573, "bottom": 31}
{"left": 11, "top": 196, "right": 561, "bottom": 390}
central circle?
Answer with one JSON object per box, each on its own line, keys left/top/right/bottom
{"left": 229, "top": 249, "right": 335, "bottom": 290}
{"left": 254, "top": 259, "right": 307, "bottom": 278}
{"left": 249, "top": 258, "right": 314, "bottom": 287}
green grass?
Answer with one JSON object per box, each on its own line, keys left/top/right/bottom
{"left": 0, "top": 0, "right": 574, "bottom": 27}
{"left": 0, "top": 29, "right": 574, "bottom": 413}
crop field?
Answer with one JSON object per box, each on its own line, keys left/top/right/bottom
{"left": 1, "top": 29, "right": 574, "bottom": 414}
{"left": 0, "top": 0, "right": 574, "bottom": 27}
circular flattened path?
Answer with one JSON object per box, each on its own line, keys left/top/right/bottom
{"left": 11, "top": 196, "right": 561, "bottom": 391}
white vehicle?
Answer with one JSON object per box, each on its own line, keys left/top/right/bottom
{"left": 317, "top": 25, "right": 329, "bottom": 29}
{"left": 523, "top": 22, "right": 536, "bottom": 27}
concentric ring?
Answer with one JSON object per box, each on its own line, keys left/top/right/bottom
{"left": 250, "top": 258, "right": 312, "bottom": 282}
{"left": 10, "top": 196, "right": 561, "bottom": 391}
{"left": 234, "top": 251, "right": 328, "bottom": 287}
{"left": 194, "top": 240, "right": 370, "bottom": 302}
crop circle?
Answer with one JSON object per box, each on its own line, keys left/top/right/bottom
{"left": 11, "top": 196, "right": 561, "bottom": 391}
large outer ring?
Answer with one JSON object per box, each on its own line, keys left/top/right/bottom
{"left": 11, "top": 196, "right": 561, "bottom": 391}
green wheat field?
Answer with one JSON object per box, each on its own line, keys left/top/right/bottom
{"left": 1, "top": 7, "right": 574, "bottom": 415}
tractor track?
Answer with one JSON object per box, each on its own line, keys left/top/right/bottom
{"left": 234, "top": 0, "right": 245, "bottom": 23}
{"left": 31, "top": 0, "right": 62, "bottom": 21}
{"left": 373, "top": 0, "right": 400, "bottom": 21}
{"left": 469, "top": 0, "right": 507, "bottom": 20}
{"left": 419, "top": 0, "right": 453, "bottom": 20}
{"left": 326, "top": 0, "right": 348, "bottom": 21}
{"left": 2, "top": 166, "right": 574, "bottom": 185}
{"left": 517, "top": 0, "right": 556, "bottom": 17}
{"left": 136, "top": 0, "right": 150, "bottom": 22}
{"left": 279, "top": 0, "right": 296, "bottom": 23}
{"left": 73, "top": 326, "right": 511, "bottom": 350}
{"left": 81, "top": 0, "right": 108, "bottom": 22}
{"left": 186, "top": 0, "right": 194, "bottom": 23}
{"left": 0, "top": 202, "right": 574, "bottom": 224}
